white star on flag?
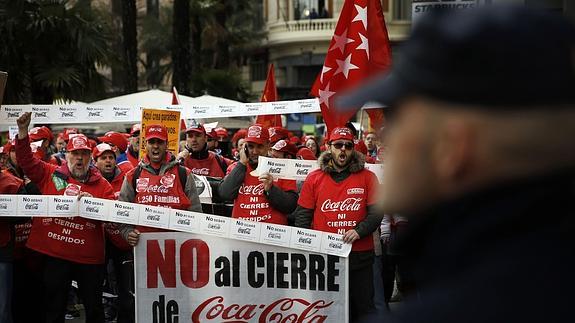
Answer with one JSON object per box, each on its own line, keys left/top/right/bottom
{"left": 334, "top": 53, "right": 359, "bottom": 79}
{"left": 357, "top": 33, "right": 369, "bottom": 60}
{"left": 318, "top": 83, "right": 336, "bottom": 108}
{"left": 320, "top": 65, "right": 332, "bottom": 83}
{"left": 353, "top": 4, "right": 368, "bottom": 30}
{"left": 329, "top": 28, "right": 354, "bottom": 54}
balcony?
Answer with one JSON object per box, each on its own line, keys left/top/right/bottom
{"left": 267, "top": 17, "right": 411, "bottom": 47}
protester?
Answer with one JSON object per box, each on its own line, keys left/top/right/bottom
{"left": 28, "top": 126, "right": 61, "bottom": 165}
{"left": 0, "top": 170, "right": 25, "bottom": 323}
{"left": 364, "top": 132, "right": 379, "bottom": 158}
{"left": 126, "top": 124, "right": 141, "bottom": 167}
{"left": 268, "top": 126, "right": 289, "bottom": 145}
{"left": 304, "top": 136, "right": 320, "bottom": 157}
{"left": 269, "top": 139, "right": 298, "bottom": 159}
{"left": 293, "top": 126, "right": 382, "bottom": 321}
{"left": 337, "top": 6, "right": 575, "bottom": 322}
{"left": 177, "top": 122, "right": 232, "bottom": 178}
{"left": 119, "top": 124, "right": 202, "bottom": 247}
{"left": 98, "top": 131, "right": 133, "bottom": 174}
{"left": 296, "top": 147, "right": 317, "bottom": 161}
{"left": 15, "top": 112, "right": 115, "bottom": 323}
{"left": 92, "top": 143, "right": 135, "bottom": 323}
{"left": 231, "top": 128, "right": 248, "bottom": 161}
{"left": 218, "top": 124, "right": 298, "bottom": 225}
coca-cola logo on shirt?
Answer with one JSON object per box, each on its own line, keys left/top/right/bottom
{"left": 160, "top": 173, "right": 176, "bottom": 188}
{"left": 346, "top": 187, "right": 365, "bottom": 195}
{"left": 136, "top": 178, "right": 150, "bottom": 193}
{"left": 238, "top": 183, "right": 265, "bottom": 195}
{"left": 192, "top": 168, "right": 210, "bottom": 176}
{"left": 320, "top": 198, "right": 362, "bottom": 212}
{"left": 64, "top": 183, "right": 81, "bottom": 196}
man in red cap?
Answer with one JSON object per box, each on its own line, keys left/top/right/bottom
{"left": 92, "top": 143, "right": 135, "bottom": 323}
{"left": 119, "top": 124, "right": 202, "bottom": 247}
{"left": 269, "top": 139, "right": 298, "bottom": 159}
{"left": 218, "top": 124, "right": 298, "bottom": 225}
{"left": 177, "top": 122, "right": 232, "bottom": 178}
{"left": 15, "top": 112, "right": 115, "bottom": 323}
{"left": 126, "top": 124, "right": 141, "bottom": 168}
{"left": 268, "top": 126, "right": 289, "bottom": 146}
{"left": 294, "top": 126, "right": 382, "bottom": 321}
{"left": 98, "top": 131, "right": 134, "bottom": 174}
{"left": 28, "top": 125, "right": 62, "bottom": 165}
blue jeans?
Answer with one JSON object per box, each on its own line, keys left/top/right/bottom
{"left": 0, "top": 262, "right": 13, "bottom": 323}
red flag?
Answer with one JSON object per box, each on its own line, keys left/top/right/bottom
{"left": 311, "top": 0, "right": 392, "bottom": 133}
{"left": 256, "top": 64, "right": 283, "bottom": 128}
{"left": 171, "top": 86, "right": 187, "bottom": 130}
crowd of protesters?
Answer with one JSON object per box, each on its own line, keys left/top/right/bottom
{"left": 0, "top": 110, "right": 392, "bottom": 323}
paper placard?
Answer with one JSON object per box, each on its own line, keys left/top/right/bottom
{"left": 199, "top": 214, "right": 230, "bottom": 238}
{"left": 290, "top": 228, "right": 322, "bottom": 252}
{"left": 229, "top": 219, "right": 261, "bottom": 242}
{"left": 259, "top": 223, "right": 292, "bottom": 248}
{"left": 18, "top": 195, "right": 48, "bottom": 216}
{"left": 109, "top": 201, "right": 140, "bottom": 225}
{"left": 320, "top": 233, "right": 352, "bottom": 257}
{"left": 48, "top": 196, "right": 78, "bottom": 217}
{"left": 365, "top": 163, "right": 384, "bottom": 183}
{"left": 79, "top": 198, "right": 108, "bottom": 220}
{"left": 168, "top": 209, "right": 201, "bottom": 233}
{"left": 0, "top": 195, "right": 17, "bottom": 216}
{"left": 138, "top": 205, "right": 170, "bottom": 229}
{"left": 256, "top": 156, "right": 319, "bottom": 181}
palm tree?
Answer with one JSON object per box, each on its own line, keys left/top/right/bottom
{"left": 0, "top": 0, "right": 112, "bottom": 104}
{"left": 122, "top": 0, "right": 138, "bottom": 93}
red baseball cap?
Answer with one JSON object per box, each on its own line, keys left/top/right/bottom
{"left": 245, "top": 124, "right": 269, "bottom": 145}
{"left": 98, "top": 131, "right": 128, "bottom": 152}
{"left": 92, "top": 143, "right": 116, "bottom": 160}
{"left": 232, "top": 129, "right": 248, "bottom": 146}
{"left": 271, "top": 140, "right": 298, "bottom": 157}
{"left": 289, "top": 136, "right": 301, "bottom": 145}
{"left": 145, "top": 124, "right": 168, "bottom": 141}
{"left": 130, "top": 123, "right": 141, "bottom": 136}
{"left": 206, "top": 128, "right": 217, "bottom": 139}
{"left": 214, "top": 127, "right": 229, "bottom": 139}
{"left": 297, "top": 147, "right": 317, "bottom": 160}
{"left": 29, "top": 126, "right": 53, "bottom": 142}
{"left": 329, "top": 127, "right": 354, "bottom": 142}
{"left": 186, "top": 121, "right": 206, "bottom": 135}
{"left": 268, "top": 127, "right": 289, "bottom": 144}
{"left": 66, "top": 134, "right": 91, "bottom": 152}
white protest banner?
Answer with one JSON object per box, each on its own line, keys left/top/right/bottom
{"left": 0, "top": 98, "right": 321, "bottom": 124}
{"left": 364, "top": 163, "right": 384, "bottom": 184}
{"left": 0, "top": 194, "right": 352, "bottom": 257}
{"left": 134, "top": 232, "right": 349, "bottom": 323}
{"left": 255, "top": 156, "right": 319, "bottom": 181}
{"left": 412, "top": 0, "right": 478, "bottom": 26}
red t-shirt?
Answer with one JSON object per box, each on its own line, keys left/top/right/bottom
{"left": 16, "top": 136, "right": 115, "bottom": 265}
{"left": 298, "top": 168, "right": 378, "bottom": 251}
{"left": 231, "top": 163, "right": 297, "bottom": 225}
{"left": 183, "top": 152, "right": 231, "bottom": 178}
{"left": 104, "top": 166, "right": 132, "bottom": 251}
{"left": 125, "top": 165, "right": 192, "bottom": 233}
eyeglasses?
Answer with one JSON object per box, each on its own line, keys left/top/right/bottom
{"left": 331, "top": 142, "right": 354, "bottom": 150}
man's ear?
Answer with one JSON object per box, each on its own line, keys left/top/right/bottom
{"left": 432, "top": 117, "right": 475, "bottom": 183}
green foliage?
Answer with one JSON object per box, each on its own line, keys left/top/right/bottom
{"left": 191, "top": 68, "right": 255, "bottom": 102}
{"left": 0, "top": 0, "right": 112, "bottom": 103}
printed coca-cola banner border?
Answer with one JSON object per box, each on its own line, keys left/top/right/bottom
{"left": 134, "top": 232, "right": 349, "bottom": 323}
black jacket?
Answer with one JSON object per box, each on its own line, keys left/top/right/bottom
{"left": 393, "top": 170, "right": 575, "bottom": 323}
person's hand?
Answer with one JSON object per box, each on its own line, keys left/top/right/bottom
{"left": 259, "top": 172, "right": 274, "bottom": 192}
{"left": 342, "top": 229, "right": 360, "bottom": 244}
{"left": 77, "top": 192, "right": 93, "bottom": 200}
{"left": 17, "top": 112, "right": 32, "bottom": 138}
{"left": 127, "top": 229, "right": 140, "bottom": 247}
{"left": 239, "top": 145, "right": 249, "bottom": 166}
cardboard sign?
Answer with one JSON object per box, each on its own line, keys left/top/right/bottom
{"left": 140, "top": 108, "right": 181, "bottom": 160}
{"left": 135, "top": 232, "right": 349, "bottom": 323}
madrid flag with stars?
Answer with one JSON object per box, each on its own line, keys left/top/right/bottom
{"left": 311, "top": 0, "right": 392, "bottom": 132}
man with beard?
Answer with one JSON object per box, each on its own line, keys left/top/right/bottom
{"left": 126, "top": 124, "right": 141, "bottom": 168}
{"left": 15, "top": 112, "right": 115, "bottom": 323}
{"left": 119, "top": 124, "right": 202, "bottom": 247}
{"left": 336, "top": 6, "right": 575, "bottom": 322}
{"left": 219, "top": 124, "right": 298, "bottom": 225}
{"left": 92, "top": 143, "right": 134, "bottom": 323}
{"left": 177, "top": 122, "right": 232, "bottom": 178}
{"left": 294, "top": 126, "right": 382, "bottom": 322}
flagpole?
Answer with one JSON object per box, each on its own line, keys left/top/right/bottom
{"left": 359, "top": 108, "right": 365, "bottom": 140}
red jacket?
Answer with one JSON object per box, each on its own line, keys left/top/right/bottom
{"left": 16, "top": 135, "right": 115, "bottom": 264}
{"left": 0, "top": 171, "right": 24, "bottom": 247}
{"left": 104, "top": 166, "right": 132, "bottom": 251}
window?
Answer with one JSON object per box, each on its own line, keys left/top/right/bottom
{"left": 250, "top": 57, "right": 267, "bottom": 82}
{"left": 294, "top": 0, "right": 331, "bottom": 20}
{"left": 393, "top": 0, "right": 412, "bottom": 21}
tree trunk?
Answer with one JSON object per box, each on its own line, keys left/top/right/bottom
{"left": 146, "top": 0, "right": 161, "bottom": 87}
{"left": 172, "top": 0, "right": 191, "bottom": 95}
{"left": 122, "top": 0, "right": 138, "bottom": 93}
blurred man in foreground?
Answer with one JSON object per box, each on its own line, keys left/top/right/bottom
{"left": 338, "top": 6, "right": 575, "bottom": 323}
